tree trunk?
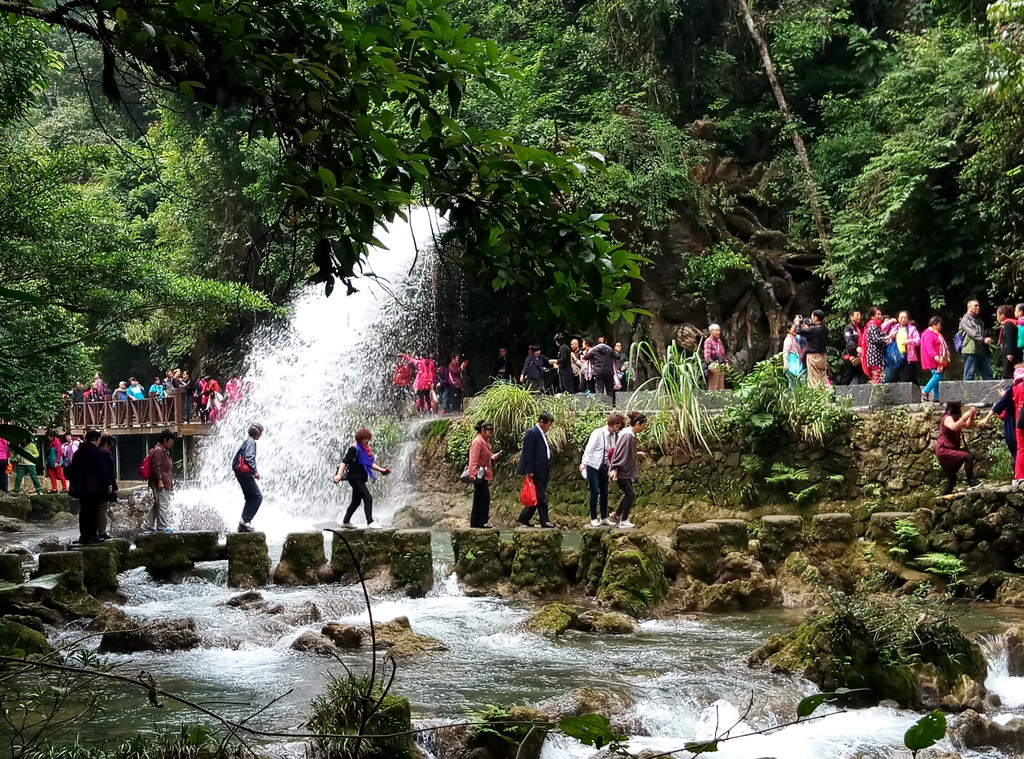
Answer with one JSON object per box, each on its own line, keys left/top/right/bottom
{"left": 737, "top": 0, "right": 827, "bottom": 240}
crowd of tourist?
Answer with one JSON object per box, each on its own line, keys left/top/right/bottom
{"left": 68, "top": 370, "right": 245, "bottom": 424}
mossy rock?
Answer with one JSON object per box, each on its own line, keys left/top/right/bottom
{"left": 28, "top": 493, "right": 69, "bottom": 521}
{"left": 77, "top": 545, "right": 120, "bottom": 596}
{"left": 527, "top": 602, "right": 578, "bottom": 636}
{"left": 373, "top": 616, "right": 447, "bottom": 657}
{"left": 104, "top": 539, "right": 137, "bottom": 572}
{"left": 576, "top": 609, "right": 637, "bottom": 634}
{"left": 577, "top": 528, "right": 610, "bottom": 594}
{"left": 708, "top": 519, "right": 748, "bottom": 551}
{"left": 596, "top": 532, "right": 668, "bottom": 617}
{"left": 273, "top": 532, "right": 330, "bottom": 586}
{"left": 673, "top": 522, "right": 723, "bottom": 582}
{"left": 509, "top": 529, "right": 566, "bottom": 597}
{"left": 758, "top": 516, "right": 803, "bottom": 566}
{"left": 329, "top": 529, "right": 395, "bottom": 583}
{"left": 810, "top": 513, "right": 855, "bottom": 544}
{"left": 134, "top": 531, "right": 222, "bottom": 580}
{"left": 750, "top": 596, "right": 988, "bottom": 709}
{"left": 227, "top": 532, "right": 271, "bottom": 588}
{"left": 0, "top": 618, "right": 51, "bottom": 656}
{"left": 0, "top": 494, "right": 31, "bottom": 521}
{"left": 34, "top": 551, "right": 100, "bottom": 617}
{"left": 676, "top": 575, "right": 779, "bottom": 613}
{"left": 0, "top": 553, "right": 23, "bottom": 583}
{"left": 390, "top": 529, "right": 433, "bottom": 597}
{"left": 451, "top": 528, "right": 503, "bottom": 595}
{"left": 561, "top": 549, "right": 579, "bottom": 583}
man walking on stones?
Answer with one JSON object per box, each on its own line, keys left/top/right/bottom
{"left": 145, "top": 429, "right": 176, "bottom": 533}
{"left": 517, "top": 412, "right": 555, "bottom": 529}
{"left": 67, "top": 429, "right": 115, "bottom": 545}
{"left": 234, "top": 423, "right": 264, "bottom": 533}
{"left": 961, "top": 299, "right": 993, "bottom": 381}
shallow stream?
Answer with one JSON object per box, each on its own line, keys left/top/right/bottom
{"left": 27, "top": 532, "right": 1024, "bottom": 758}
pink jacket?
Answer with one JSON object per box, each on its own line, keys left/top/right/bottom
{"left": 402, "top": 355, "right": 436, "bottom": 391}
{"left": 0, "top": 438, "right": 8, "bottom": 460}
{"left": 881, "top": 321, "right": 921, "bottom": 363}
{"left": 920, "top": 328, "right": 949, "bottom": 372}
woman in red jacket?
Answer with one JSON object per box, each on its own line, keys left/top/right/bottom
{"left": 467, "top": 420, "right": 500, "bottom": 528}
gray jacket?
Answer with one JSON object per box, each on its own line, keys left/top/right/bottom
{"left": 959, "top": 313, "right": 986, "bottom": 354}
{"left": 233, "top": 436, "right": 258, "bottom": 475}
{"left": 609, "top": 427, "right": 638, "bottom": 480}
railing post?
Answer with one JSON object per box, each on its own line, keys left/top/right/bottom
{"left": 104, "top": 399, "right": 111, "bottom": 429}
{"left": 173, "top": 390, "right": 183, "bottom": 427}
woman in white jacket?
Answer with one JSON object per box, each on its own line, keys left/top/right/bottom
{"left": 579, "top": 413, "right": 625, "bottom": 527}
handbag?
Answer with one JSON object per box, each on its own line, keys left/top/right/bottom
{"left": 886, "top": 341, "right": 905, "bottom": 370}
{"left": 785, "top": 351, "right": 804, "bottom": 377}
{"left": 519, "top": 477, "right": 538, "bottom": 507}
{"left": 460, "top": 466, "right": 486, "bottom": 484}
{"left": 235, "top": 453, "right": 252, "bottom": 474}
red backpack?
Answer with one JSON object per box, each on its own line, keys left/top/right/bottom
{"left": 139, "top": 448, "right": 154, "bottom": 480}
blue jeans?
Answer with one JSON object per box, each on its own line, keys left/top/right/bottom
{"left": 963, "top": 351, "right": 993, "bottom": 381}
{"left": 586, "top": 465, "right": 609, "bottom": 520}
{"left": 236, "top": 472, "right": 263, "bottom": 523}
{"left": 923, "top": 370, "right": 943, "bottom": 399}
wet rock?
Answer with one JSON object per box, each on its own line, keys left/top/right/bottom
{"left": 867, "top": 512, "right": 912, "bottom": 546}
{"left": 48, "top": 512, "right": 79, "bottom": 528}
{"left": 0, "top": 516, "right": 29, "bottom": 532}
{"left": 429, "top": 706, "right": 548, "bottom": 759}
{"left": 715, "top": 551, "right": 765, "bottom": 583}
{"left": 1, "top": 614, "right": 43, "bottom": 633}
{"left": 527, "top": 602, "right": 578, "bottom": 636}
{"left": 577, "top": 528, "right": 609, "bottom": 594}
{"left": 451, "top": 528, "right": 503, "bottom": 595}
{"left": 597, "top": 532, "right": 668, "bottom": 617}
{"left": 99, "top": 618, "right": 200, "bottom": 653}
{"left": 278, "top": 601, "right": 322, "bottom": 626}
{"left": 103, "top": 539, "right": 135, "bottom": 572}
{"left": 509, "top": 529, "right": 567, "bottom": 597}
{"left": 34, "top": 551, "right": 100, "bottom": 617}
{"left": 758, "top": 516, "right": 803, "bottom": 566}
{"left": 29, "top": 493, "right": 69, "bottom": 521}
{"left": 950, "top": 709, "right": 1024, "bottom": 753}
{"left": 498, "top": 540, "right": 516, "bottom": 575}
{"left": 86, "top": 606, "right": 132, "bottom": 633}
{"left": 0, "top": 553, "right": 23, "bottom": 583}
{"left": 390, "top": 529, "right": 433, "bottom": 597}
{"left": 374, "top": 616, "right": 447, "bottom": 657}
{"left": 750, "top": 596, "right": 987, "bottom": 709}
{"left": 77, "top": 544, "right": 120, "bottom": 597}
{"left": 134, "top": 531, "right": 224, "bottom": 581}
{"left": 653, "top": 536, "right": 679, "bottom": 580}
{"left": 1004, "top": 625, "right": 1024, "bottom": 676}
{"left": 0, "top": 493, "right": 31, "bottom": 521}
{"left": 290, "top": 630, "right": 338, "bottom": 656}
{"left": 672, "top": 575, "right": 778, "bottom": 612}
{"left": 329, "top": 529, "right": 394, "bottom": 583}
{"left": 226, "top": 532, "right": 271, "bottom": 588}
{"left": 536, "top": 687, "right": 634, "bottom": 725}
{"left": 223, "top": 590, "right": 267, "bottom": 610}
{"left": 307, "top": 677, "right": 415, "bottom": 759}
{"left": 708, "top": 519, "right": 748, "bottom": 551}
{"left": 32, "top": 535, "right": 69, "bottom": 554}
{"left": 321, "top": 623, "right": 363, "bottom": 649}
{"left": 996, "top": 576, "right": 1024, "bottom": 606}
{"left": 673, "top": 523, "right": 722, "bottom": 582}
{"left": 273, "top": 532, "right": 330, "bottom": 586}
{"left": 0, "top": 618, "right": 51, "bottom": 656}
{"left": 561, "top": 549, "right": 579, "bottom": 584}
{"left": 575, "top": 610, "right": 637, "bottom": 635}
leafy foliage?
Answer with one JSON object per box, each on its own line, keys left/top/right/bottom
{"left": 628, "top": 340, "right": 712, "bottom": 455}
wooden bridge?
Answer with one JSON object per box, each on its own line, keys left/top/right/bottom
{"left": 68, "top": 392, "right": 212, "bottom": 438}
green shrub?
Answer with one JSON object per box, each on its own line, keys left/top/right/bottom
{"left": 465, "top": 382, "right": 539, "bottom": 453}
{"left": 445, "top": 419, "right": 474, "bottom": 467}
{"left": 308, "top": 675, "right": 415, "bottom": 759}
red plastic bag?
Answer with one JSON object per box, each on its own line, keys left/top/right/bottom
{"left": 519, "top": 477, "right": 537, "bottom": 507}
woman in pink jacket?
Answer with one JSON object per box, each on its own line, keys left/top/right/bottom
{"left": 401, "top": 353, "right": 436, "bottom": 414}
{"left": 920, "top": 316, "right": 949, "bottom": 402}
{"left": 882, "top": 311, "right": 921, "bottom": 383}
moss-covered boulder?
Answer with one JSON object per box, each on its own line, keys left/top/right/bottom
{"left": 0, "top": 618, "right": 51, "bottom": 656}
{"left": 673, "top": 575, "right": 779, "bottom": 613}
{"left": 576, "top": 609, "right": 637, "bottom": 635}
{"left": 810, "top": 513, "right": 855, "bottom": 544}
{"left": 227, "top": 532, "right": 271, "bottom": 588}
{"left": 321, "top": 623, "right": 364, "bottom": 649}
{"left": 34, "top": 551, "right": 100, "bottom": 617}
{"left": 561, "top": 549, "right": 579, "bottom": 583}
{"left": 451, "top": 528, "right": 503, "bottom": 595}
{"left": 104, "top": 539, "right": 136, "bottom": 572}
{"left": 373, "top": 616, "right": 447, "bottom": 657}
{"left": 134, "top": 531, "right": 223, "bottom": 580}
{"left": 868, "top": 511, "right": 913, "bottom": 546}
{"left": 329, "top": 529, "right": 395, "bottom": 583}
{"left": 273, "top": 532, "right": 330, "bottom": 586}
{"left": 428, "top": 706, "right": 548, "bottom": 759}
{"left": 673, "top": 522, "right": 723, "bottom": 581}
{"left": 596, "top": 532, "right": 668, "bottom": 617}
{"left": 508, "top": 529, "right": 566, "bottom": 597}
{"left": 0, "top": 494, "right": 31, "bottom": 521}
{"left": 308, "top": 676, "right": 416, "bottom": 759}
{"left": 99, "top": 618, "right": 201, "bottom": 653}
{"left": 750, "top": 596, "right": 988, "bottom": 710}
{"left": 77, "top": 545, "right": 120, "bottom": 597}
{"left": 709, "top": 519, "right": 748, "bottom": 551}
{"left": 577, "top": 528, "right": 609, "bottom": 594}
{"left": 390, "top": 529, "right": 433, "bottom": 597}
{"left": 290, "top": 630, "right": 339, "bottom": 656}
{"left": 0, "top": 553, "right": 23, "bottom": 583}
{"left": 28, "top": 493, "right": 69, "bottom": 521}
{"left": 527, "top": 602, "right": 578, "bottom": 636}
{"left": 758, "top": 515, "right": 803, "bottom": 566}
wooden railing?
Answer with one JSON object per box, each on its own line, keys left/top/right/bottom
{"left": 69, "top": 390, "right": 211, "bottom": 434}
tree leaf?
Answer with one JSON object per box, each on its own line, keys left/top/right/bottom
{"left": 318, "top": 167, "right": 337, "bottom": 189}
{"left": 684, "top": 741, "right": 718, "bottom": 752}
{"left": 904, "top": 710, "right": 946, "bottom": 751}
{"left": 558, "top": 714, "right": 625, "bottom": 749}
{"left": 796, "top": 692, "right": 832, "bottom": 718}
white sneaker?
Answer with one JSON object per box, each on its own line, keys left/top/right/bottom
{"left": 600, "top": 518, "right": 614, "bottom": 526}
{"left": 1015, "top": 480, "right": 1024, "bottom": 488}
{"left": 590, "top": 519, "right": 600, "bottom": 527}
{"left": 339, "top": 522, "right": 355, "bottom": 529}
{"left": 366, "top": 522, "right": 383, "bottom": 530}
{"left": 618, "top": 520, "right": 635, "bottom": 529}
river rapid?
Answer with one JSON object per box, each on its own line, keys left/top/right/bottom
{"left": 36, "top": 531, "right": 1024, "bottom": 759}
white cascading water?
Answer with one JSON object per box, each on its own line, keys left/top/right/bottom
{"left": 173, "top": 207, "right": 445, "bottom": 536}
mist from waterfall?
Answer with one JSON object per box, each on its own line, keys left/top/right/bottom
{"left": 174, "top": 207, "right": 445, "bottom": 536}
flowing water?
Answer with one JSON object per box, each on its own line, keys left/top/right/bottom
{"left": 173, "top": 208, "right": 446, "bottom": 537}
{"left": 42, "top": 532, "right": 1024, "bottom": 759}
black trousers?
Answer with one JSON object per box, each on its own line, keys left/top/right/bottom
{"left": 617, "top": 478, "right": 636, "bottom": 521}
{"left": 559, "top": 366, "right": 576, "bottom": 393}
{"left": 471, "top": 479, "right": 491, "bottom": 527}
{"left": 518, "top": 475, "right": 550, "bottom": 525}
{"left": 344, "top": 478, "right": 374, "bottom": 524}
{"left": 237, "top": 473, "right": 263, "bottom": 523}
{"left": 841, "top": 360, "right": 863, "bottom": 385}
{"left": 595, "top": 372, "right": 616, "bottom": 404}
{"left": 78, "top": 496, "right": 104, "bottom": 542}
{"left": 184, "top": 394, "right": 194, "bottom": 422}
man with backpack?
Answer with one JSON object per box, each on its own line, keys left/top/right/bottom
{"left": 143, "top": 429, "right": 176, "bottom": 533}
{"left": 959, "top": 300, "right": 993, "bottom": 381}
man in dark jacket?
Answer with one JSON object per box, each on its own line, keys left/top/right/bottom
{"left": 520, "top": 346, "right": 549, "bottom": 393}
{"left": 67, "top": 429, "right": 116, "bottom": 545}
{"left": 145, "top": 429, "right": 176, "bottom": 533}
{"left": 584, "top": 342, "right": 617, "bottom": 403}
{"left": 842, "top": 310, "right": 863, "bottom": 385}
{"left": 517, "top": 412, "right": 554, "bottom": 528}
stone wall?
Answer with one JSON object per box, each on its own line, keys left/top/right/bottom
{"left": 399, "top": 407, "right": 1003, "bottom": 532}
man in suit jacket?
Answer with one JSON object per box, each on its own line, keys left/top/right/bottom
{"left": 517, "top": 411, "right": 555, "bottom": 528}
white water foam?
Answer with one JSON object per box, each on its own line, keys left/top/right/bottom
{"left": 175, "top": 208, "right": 446, "bottom": 536}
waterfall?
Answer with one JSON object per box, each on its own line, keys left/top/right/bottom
{"left": 174, "top": 207, "right": 445, "bottom": 536}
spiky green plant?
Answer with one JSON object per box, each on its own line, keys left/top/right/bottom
{"left": 628, "top": 340, "right": 712, "bottom": 454}
{"left": 466, "top": 382, "right": 540, "bottom": 453}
